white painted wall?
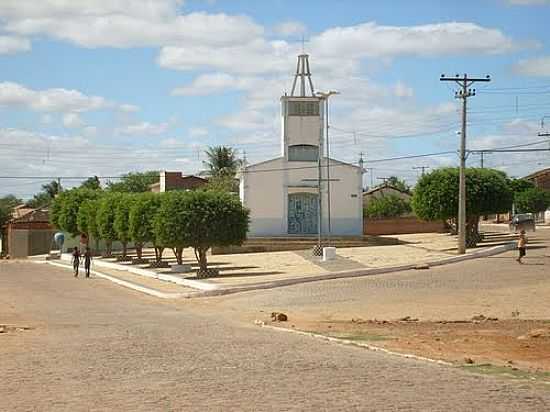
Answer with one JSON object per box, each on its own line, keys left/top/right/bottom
{"left": 240, "top": 157, "right": 363, "bottom": 237}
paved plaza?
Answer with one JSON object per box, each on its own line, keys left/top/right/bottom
{"left": 2, "top": 229, "right": 550, "bottom": 411}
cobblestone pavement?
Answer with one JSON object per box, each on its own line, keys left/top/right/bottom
{"left": 1, "top": 259, "right": 550, "bottom": 411}
{"left": 212, "top": 230, "right": 550, "bottom": 323}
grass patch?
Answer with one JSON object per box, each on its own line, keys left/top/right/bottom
{"left": 461, "top": 363, "right": 550, "bottom": 382}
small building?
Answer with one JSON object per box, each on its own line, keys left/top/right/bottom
{"left": 150, "top": 171, "right": 208, "bottom": 192}
{"left": 239, "top": 54, "right": 363, "bottom": 237}
{"left": 363, "top": 185, "right": 411, "bottom": 208}
{"left": 1, "top": 206, "right": 56, "bottom": 258}
{"left": 524, "top": 167, "right": 550, "bottom": 222}
{"left": 524, "top": 167, "right": 550, "bottom": 191}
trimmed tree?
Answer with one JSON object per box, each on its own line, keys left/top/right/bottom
{"left": 181, "top": 191, "right": 249, "bottom": 276}
{"left": 77, "top": 198, "right": 101, "bottom": 252}
{"left": 154, "top": 192, "right": 188, "bottom": 265}
{"left": 514, "top": 188, "right": 550, "bottom": 214}
{"left": 96, "top": 193, "right": 122, "bottom": 256}
{"left": 412, "top": 168, "right": 513, "bottom": 247}
{"left": 129, "top": 193, "right": 158, "bottom": 260}
{"left": 114, "top": 193, "right": 135, "bottom": 258}
{"left": 51, "top": 188, "right": 99, "bottom": 237}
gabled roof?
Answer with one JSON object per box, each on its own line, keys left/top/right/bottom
{"left": 363, "top": 185, "right": 411, "bottom": 196}
{"left": 524, "top": 167, "right": 550, "bottom": 180}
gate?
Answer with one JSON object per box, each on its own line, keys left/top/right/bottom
{"left": 288, "top": 193, "right": 318, "bottom": 235}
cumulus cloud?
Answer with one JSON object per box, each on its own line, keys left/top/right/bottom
{"left": 505, "top": 0, "right": 550, "bottom": 5}
{"left": 0, "top": 82, "right": 138, "bottom": 113}
{"left": 0, "top": 127, "right": 204, "bottom": 198}
{"left": 274, "top": 21, "right": 307, "bottom": 37}
{"left": 172, "top": 73, "right": 252, "bottom": 96}
{"left": 62, "top": 112, "right": 85, "bottom": 128}
{"left": 0, "top": 0, "right": 262, "bottom": 48}
{"left": 116, "top": 121, "right": 170, "bottom": 136}
{"left": 0, "top": 35, "right": 30, "bottom": 54}
{"left": 160, "top": 22, "right": 523, "bottom": 75}
{"left": 513, "top": 56, "right": 550, "bottom": 77}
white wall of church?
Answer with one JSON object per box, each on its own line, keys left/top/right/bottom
{"left": 240, "top": 157, "right": 363, "bottom": 237}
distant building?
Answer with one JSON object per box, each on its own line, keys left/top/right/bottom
{"left": 1, "top": 205, "right": 55, "bottom": 258}
{"left": 523, "top": 167, "right": 550, "bottom": 223}
{"left": 524, "top": 167, "right": 550, "bottom": 191}
{"left": 149, "top": 171, "right": 208, "bottom": 193}
{"left": 239, "top": 54, "right": 363, "bottom": 237}
{"left": 363, "top": 185, "right": 411, "bottom": 209}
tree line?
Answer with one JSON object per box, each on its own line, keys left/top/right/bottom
{"left": 51, "top": 188, "right": 249, "bottom": 277}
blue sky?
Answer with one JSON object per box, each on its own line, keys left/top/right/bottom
{"left": 1, "top": 0, "right": 550, "bottom": 198}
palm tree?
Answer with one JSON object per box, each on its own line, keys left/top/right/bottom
{"left": 42, "top": 180, "right": 62, "bottom": 198}
{"left": 203, "top": 146, "right": 242, "bottom": 177}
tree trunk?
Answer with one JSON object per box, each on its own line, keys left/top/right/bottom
{"left": 154, "top": 246, "right": 164, "bottom": 263}
{"left": 194, "top": 247, "right": 208, "bottom": 272}
{"left": 465, "top": 215, "right": 481, "bottom": 248}
{"left": 175, "top": 247, "right": 183, "bottom": 265}
{"left": 94, "top": 238, "right": 99, "bottom": 255}
{"left": 136, "top": 243, "right": 143, "bottom": 259}
{"left": 122, "top": 241, "right": 127, "bottom": 258}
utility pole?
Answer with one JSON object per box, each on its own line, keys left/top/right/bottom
{"left": 377, "top": 177, "right": 390, "bottom": 186}
{"left": 316, "top": 90, "right": 339, "bottom": 247}
{"left": 441, "top": 73, "right": 491, "bottom": 254}
{"left": 365, "top": 168, "right": 374, "bottom": 188}
{"left": 413, "top": 166, "right": 430, "bottom": 176}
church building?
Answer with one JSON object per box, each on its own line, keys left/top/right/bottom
{"left": 239, "top": 54, "right": 363, "bottom": 237}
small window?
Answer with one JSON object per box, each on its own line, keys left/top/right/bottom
{"left": 288, "top": 144, "right": 319, "bottom": 162}
{"left": 288, "top": 101, "right": 320, "bottom": 116}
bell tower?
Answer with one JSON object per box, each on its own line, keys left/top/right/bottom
{"left": 281, "top": 54, "right": 324, "bottom": 162}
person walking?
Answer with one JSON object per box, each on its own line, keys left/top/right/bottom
{"left": 72, "top": 246, "right": 81, "bottom": 277}
{"left": 84, "top": 247, "right": 92, "bottom": 278}
{"left": 516, "top": 229, "right": 527, "bottom": 264}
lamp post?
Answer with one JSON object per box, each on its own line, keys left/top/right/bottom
{"left": 316, "top": 90, "right": 339, "bottom": 246}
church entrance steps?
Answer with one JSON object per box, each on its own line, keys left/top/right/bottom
{"left": 212, "top": 235, "right": 399, "bottom": 255}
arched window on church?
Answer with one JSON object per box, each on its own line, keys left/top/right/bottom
{"left": 288, "top": 144, "right": 319, "bottom": 162}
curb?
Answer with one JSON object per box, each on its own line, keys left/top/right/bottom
{"left": 59, "top": 254, "right": 218, "bottom": 291}
{"left": 47, "top": 241, "right": 515, "bottom": 299}
{"left": 35, "top": 260, "right": 198, "bottom": 299}
{"left": 260, "top": 323, "right": 453, "bottom": 367}
{"left": 196, "top": 241, "right": 516, "bottom": 297}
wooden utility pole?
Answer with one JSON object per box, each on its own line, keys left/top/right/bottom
{"left": 413, "top": 166, "right": 430, "bottom": 176}
{"left": 440, "top": 73, "right": 491, "bottom": 254}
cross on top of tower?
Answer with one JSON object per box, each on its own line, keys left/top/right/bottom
{"left": 290, "top": 54, "right": 315, "bottom": 97}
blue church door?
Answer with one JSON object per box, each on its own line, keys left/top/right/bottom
{"left": 288, "top": 193, "right": 318, "bottom": 235}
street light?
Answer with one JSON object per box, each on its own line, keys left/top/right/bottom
{"left": 316, "top": 90, "right": 339, "bottom": 246}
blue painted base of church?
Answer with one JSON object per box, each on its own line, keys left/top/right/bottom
{"left": 248, "top": 217, "right": 363, "bottom": 237}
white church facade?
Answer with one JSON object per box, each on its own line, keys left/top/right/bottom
{"left": 239, "top": 55, "right": 363, "bottom": 237}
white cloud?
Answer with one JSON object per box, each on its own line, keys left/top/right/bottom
{"left": 62, "top": 112, "right": 85, "bottom": 128}
{"left": 40, "top": 114, "right": 53, "bottom": 124}
{"left": 0, "top": 82, "right": 139, "bottom": 113}
{"left": 189, "top": 127, "right": 208, "bottom": 138}
{"left": 0, "top": 35, "right": 30, "bottom": 54}
{"left": 0, "top": 0, "right": 262, "bottom": 48}
{"left": 0, "top": 127, "right": 206, "bottom": 198}
{"left": 513, "top": 56, "right": 550, "bottom": 77}
{"left": 505, "top": 0, "right": 550, "bottom": 5}
{"left": 119, "top": 103, "right": 139, "bottom": 113}
{"left": 274, "top": 21, "right": 307, "bottom": 37}
{"left": 117, "top": 121, "right": 170, "bottom": 136}
{"left": 160, "top": 22, "right": 523, "bottom": 75}
{"left": 172, "top": 73, "right": 252, "bottom": 96}
{"left": 393, "top": 81, "right": 414, "bottom": 98}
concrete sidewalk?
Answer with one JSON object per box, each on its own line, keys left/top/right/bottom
{"left": 38, "top": 232, "right": 517, "bottom": 298}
